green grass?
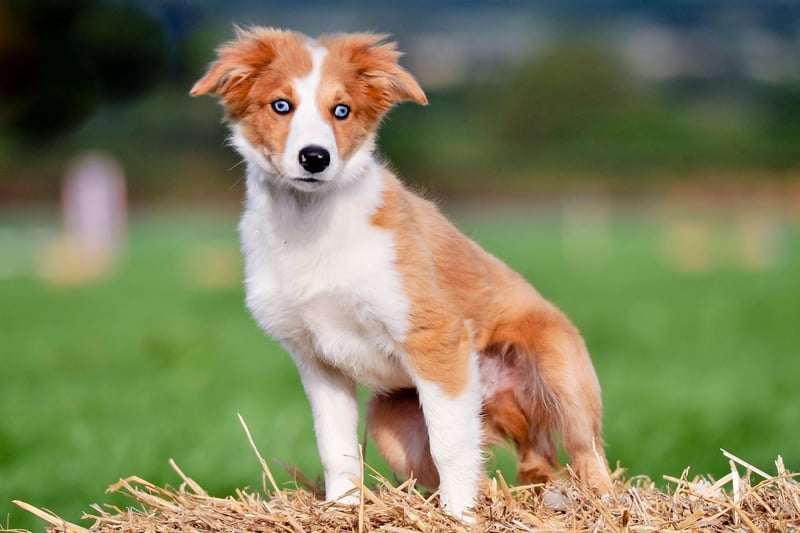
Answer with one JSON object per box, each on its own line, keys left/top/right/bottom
{"left": 1, "top": 209, "right": 798, "bottom": 531}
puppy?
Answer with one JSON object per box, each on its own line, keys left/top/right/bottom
{"left": 192, "top": 27, "right": 609, "bottom": 519}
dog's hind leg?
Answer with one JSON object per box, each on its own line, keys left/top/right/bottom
{"left": 366, "top": 388, "right": 439, "bottom": 488}
{"left": 517, "top": 431, "right": 560, "bottom": 485}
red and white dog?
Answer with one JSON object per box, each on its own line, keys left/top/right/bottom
{"left": 192, "top": 28, "right": 609, "bottom": 519}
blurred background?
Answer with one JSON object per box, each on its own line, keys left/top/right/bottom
{"left": 2, "top": 0, "right": 799, "bottom": 530}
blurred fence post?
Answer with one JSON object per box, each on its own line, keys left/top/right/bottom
{"left": 561, "top": 192, "right": 612, "bottom": 271}
{"left": 664, "top": 219, "right": 712, "bottom": 273}
{"left": 40, "top": 151, "right": 127, "bottom": 284}
{"left": 735, "top": 214, "right": 781, "bottom": 271}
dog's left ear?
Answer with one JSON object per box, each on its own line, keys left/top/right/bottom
{"left": 333, "top": 33, "right": 427, "bottom": 109}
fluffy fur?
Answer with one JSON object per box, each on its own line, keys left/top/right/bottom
{"left": 192, "top": 27, "right": 609, "bottom": 520}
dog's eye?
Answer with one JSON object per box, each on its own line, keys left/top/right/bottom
{"left": 271, "top": 99, "right": 292, "bottom": 115}
{"left": 333, "top": 104, "right": 350, "bottom": 120}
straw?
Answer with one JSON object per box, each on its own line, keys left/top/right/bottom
{"left": 10, "top": 440, "right": 798, "bottom": 532}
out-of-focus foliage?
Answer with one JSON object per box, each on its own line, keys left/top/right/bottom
{"left": 0, "top": 1, "right": 799, "bottom": 201}
{"left": 495, "top": 44, "right": 629, "bottom": 142}
{"left": 0, "top": 0, "right": 164, "bottom": 141}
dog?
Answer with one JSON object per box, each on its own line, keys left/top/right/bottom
{"left": 192, "top": 27, "right": 609, "bottom": 519}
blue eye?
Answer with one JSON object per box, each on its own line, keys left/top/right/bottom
{"left": 333, "top": 104, "right": 350, "bottom": 119}
{"left": 271, "top": 99, "right": 292, "bottom": 114}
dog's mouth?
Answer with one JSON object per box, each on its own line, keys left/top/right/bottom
{"left": 289, "top": 176, "right": 329, "bottom": 191}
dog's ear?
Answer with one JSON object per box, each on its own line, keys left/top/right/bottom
{"left": 335, "top": 33, "right": 427, "bottom": 109}
{"left": 190, "top": 26, "right": 285, "bottom": 105}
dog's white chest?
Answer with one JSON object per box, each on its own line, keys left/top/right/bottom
{"left": 240, "top": 176, "right": 412, "bottom": 390}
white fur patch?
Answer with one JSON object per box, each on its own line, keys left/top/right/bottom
{"left": 229, "top": 124, "right": 276, "bottom": 177}
{"left": 239, "top": 158, "right": 412, "bottom": 391}
{"left": 291, "top": 353, "right": 361, "bottom": 503}
{"left": 281, "top": 43, "right": 339, "bottom": 185}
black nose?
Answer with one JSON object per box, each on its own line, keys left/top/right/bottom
{"left": 298, "top": 145, "right": 330, "bottom": 174}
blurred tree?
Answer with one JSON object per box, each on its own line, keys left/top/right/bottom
{"left": 758, "top": 82, "right": 800, "bottom": 169}
{"left": 493, "top": 43, "right": 628, "bottom": 144}
{"left": 0, "top": 0, "right": 165, "bottom": 143}
{"left": 761, "top": 82, "right": 800, "bottom": 139}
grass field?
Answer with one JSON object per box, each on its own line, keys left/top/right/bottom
{"left": 1, "top": 207, "right": 798, "bottom": 531}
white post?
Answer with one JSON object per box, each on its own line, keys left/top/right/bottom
{"left": 41, "top": 151, "right": 127, "bottom": 284}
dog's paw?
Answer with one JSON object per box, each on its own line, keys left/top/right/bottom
{"left": 324, "top": 474, "right": 361, "bottom": 506}
{"left": 440, "top": 493, "right": 478, "bottom": 524}
{"left": 458, "top": 509, "right": 479, "bottom": 525}
{"left": 328, "top": 492, "right": 360, "bottom": 507}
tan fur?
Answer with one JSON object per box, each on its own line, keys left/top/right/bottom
{"left": 317, "top": 33, "right": 427, "bottom": 160}
{"left": 370, "top": 174, "right": 481, "bottom": 395}
{"left": 191, "top": 28, "right": 312, "bottom": 165}
{"left": 191, "top": 28, "right": 310, "bottom": 116}
{"left": 369, "top": 171, "right": 609, "bottom": 489}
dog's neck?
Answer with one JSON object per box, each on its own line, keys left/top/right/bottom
{"left": 242, "top": 151, "right": 385, "bottom": 244}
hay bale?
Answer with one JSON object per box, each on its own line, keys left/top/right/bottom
{"left": 13, "top": 449, "right": 799, "bottom": 533}
{"left": 12, "top": 420, "right": 800, "bottom": 532}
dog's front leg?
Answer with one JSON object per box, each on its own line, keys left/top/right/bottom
{"left": 410, "top": 324, "right": 483, "bottom": 520}
{"left": 292, "top": 354, "right": 361, "bottom": 504}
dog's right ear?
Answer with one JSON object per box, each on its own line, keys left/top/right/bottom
{"left": 190, "top": 26, "right": 287, "bottom": 107}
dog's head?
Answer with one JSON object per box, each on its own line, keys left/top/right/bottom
{"left": 191, "top": 27, "right": 427, "bottom": 192}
